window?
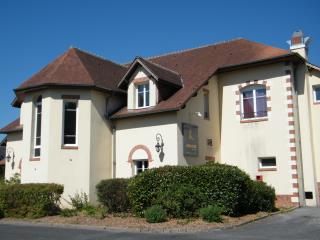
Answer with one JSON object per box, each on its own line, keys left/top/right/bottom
{"left": 134, "top": 160, "right": 148, "bottom": 175}
{"left": 241, "top": 86, "right": 267, "bottom": 119}
{"left": 259, "top": 157, "right": 276, "bottom": 169}
{"left": 63, "top": 101, "right": 78, "bottom": 145}
{"left": 136, "top": 83, "right": 150, "bottom": 108}
{"left": 313, "top": 86, "right": 320, "bottom": 103}
{"left": 204, "top": 91, "right": 210, "bottom": 119}
{"left": 34, "top": 96, "right": 42, "bottom": 157}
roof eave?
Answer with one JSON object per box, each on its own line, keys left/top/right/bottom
{"left": 0, "top": 127, "right": 23, "bottom": 134}
{"left": 110, "top": 107, "right": 179, "bottom": 120}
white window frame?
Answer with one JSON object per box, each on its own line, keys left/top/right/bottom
{"left": 136, "top": 82, "right": 150, "bottom": 109}
{"left": 240, "top": 85, "right": 267, "bottom": 120}
{"left": 34, "top": 97, "right": 42, "bottom": 158}
{"left": 313, "top": 86, "right": 320, "bottom": 103}
{"left": 62, "top": 100, "right": 78, "bottom": 147}
{"left": 134, "top": 159, "right": 149, "bottom": 175}
{"left": 258, "top": 157, "right": 277, "bottom": 169}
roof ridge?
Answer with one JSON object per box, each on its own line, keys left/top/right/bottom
{"left": 140, "top": 57, "right": 181, "bottom": 77}
{"left": 72, "top": 49, "right": 96, "bottom": 85}
{"left": 71, "top": 46, "right": 127, "bottom": 69}
{"left": 146, "top": 38, "right": 244, "bottom": 60}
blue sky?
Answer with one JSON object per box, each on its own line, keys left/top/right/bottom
{"left": 0, "top": 0, "right": 319, "bottom": 140}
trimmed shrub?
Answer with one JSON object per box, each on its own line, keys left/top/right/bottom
{"left": 199, "top": 205, "right": 224, "bottom": 222}
{"left": 246, "top": 181, "right": 276, "bottom": 213}
{"left": 144, "top": 205, "right": 167, "bottom": 223}
{"left": 155, "top": 184, "right": 206, "bottom": 218}
{"left": 0, "top": 183, "right": 63, "bottom": 218}
{"left": 0, "top": 207, "right": 4, "bottom": 218}
{"left": 96, "top": 178, "right": 130, "bottom": 213}
{"left": 128, "top": 164, "right": 253, "bottom": 216}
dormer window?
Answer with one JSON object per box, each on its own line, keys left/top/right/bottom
{"left": 136, "top": 83, "right": 150, "bottom": 108}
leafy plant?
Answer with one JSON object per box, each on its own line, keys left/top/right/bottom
{"left": 68, "top": 192, "right": 89, "bottom": 211}
{"left": 96, "top": 178, "right": 130, "bottom": 213}
{"left": 144, "top": 205, "right": 167, "bottom": 223}
{"left": 60, "top": 208, "right": 78, "bottom": 217}
{"left": 0, "top": 183, "right": 63, "bottom": 218}
{"left": 5, "top": 173, "right": 21, "bottom": 185}
{"left": 199, "top": 205, "right": 224, "bottom": 222}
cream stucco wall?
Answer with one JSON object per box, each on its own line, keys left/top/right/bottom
{"left": 115, "top": 113, "right": 178, "bottom": 178}
{"left": 177, "top": 76, "right": 221, "bottom": 166}
{"left": 15, "top": 89, "right": 113, "bottom": 205}
{"left": 4, "top": 131, "right": 23, "bottom": 180}
{"left": 219, "top": 63, "right": 294, "bottom": 196}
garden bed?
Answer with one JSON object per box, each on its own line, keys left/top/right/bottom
{"left": 1, "top": 212, "right": 271, "bottom": 232}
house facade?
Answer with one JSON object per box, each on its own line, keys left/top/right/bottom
{"left": 1, "top": 30, "right": 320, "bottom": 207}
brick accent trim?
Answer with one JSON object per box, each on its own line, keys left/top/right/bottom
{"left": 235, "top": 80, "right": 271, "bottom": 121}
{"left": 205, "top": 156, "right": 215, "bottom": 161}
{"left": 128, "top": 145, "right": 153, "bottom": 163}
{"left": 285, "top": 72, "right": 300, "bottom": 205}
{"left": 29, "top": 157, "right": 40, "bottom": 161}
{"left": 276, "top": 195, "right": 299, "bottom": 208}
{"left": 132, "top": 77, "right": 150, "bottom": 84}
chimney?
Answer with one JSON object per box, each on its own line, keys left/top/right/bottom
{"left": 287, "top": 30, "right": 311, "bottom": 59}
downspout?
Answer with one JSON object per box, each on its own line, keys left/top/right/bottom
{"left": 292, "top": 63, "right": 306, "bottom": 206}
{"left": 105, "top": 94, "right": 116, "bottom": 179}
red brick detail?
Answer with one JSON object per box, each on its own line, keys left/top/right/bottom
{"left": 258, "top": 167, "right": 277, "bottom": 172}
{"left": 205, "top": 156, "right": 215, "bottom": 161}
{"left": 290, "top": 138, "right": 296, "bottom": 143}
{"left": 288, "top": 112, "right": 294, "bottom": 117}
{"left": 266, "top": 86, "right": 271, "bottom": 90}
{"left": 286, "top": 78, "right": 292, "bottom": 83}
{"left": 292, "top": 192, "right": 299, "bottom": 197}
{"left": 235, "top": 90, "right": 240, "bottom": 95}
{"left": 236, "top": 111, "right": 240, "bottom": 115}
{"left": 240, "top": 118, "right": 268, "bottom": 124}
{"left": 290, "top": 147, "right": 296, "bottom": 152}
{"left": 287, "top": 104, "right": 294, "bottom": 109}
{"left": 291, "top": 156, "right": 297, "bottom": 160}
{"left": 292, "top": 174, "right": 298, "bottom": 179}
{"left": 276, "top": 195, "right": 299, "bottom": 208}
{"left": 286, "top": 86, "right": 292, "bottom": 91}
{"left": 128, "top": 145, "right": 153, "bottom": 163}
{"left": 292, "top": 183, "right": 299, "bottom": 188}
{"left": 29, "top": 157, "right": 40, "bottom": 161}
{"left": 132, "top": 77, "right": 149, "bottom": 84}
{"left": 288, "top": 120, "right": 294, "bottom": 125}
{"left": 235, "top": 100, "right": 240, "bottom": 105}
{"left": 287, "top": 95, "right": 293, "bottom": 100}
{"left": 291, "top": 165, "right": 297, "bottom": 169}
{"left": 289, "top": 130, "right": 295, "bottom": 134}
{"left": 267, "top": 107, "right": 272, "bottom": 112}
{"left": 267, "top": 96, "right": 271, "bottom": 101}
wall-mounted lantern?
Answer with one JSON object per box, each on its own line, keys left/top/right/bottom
{"left": 155, "top": 133, "right": 164, "bottom": 153}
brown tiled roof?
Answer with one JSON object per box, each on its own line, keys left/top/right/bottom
{"left": 15, "top": 48, "right": 128, "bottom": 93}
{"left": 0, "top": 118, "right": 23, "bottom": 134}
{"left": 0, "top": 160, "right": 5, "bottom": 166}
{"left": 112, "top": 39, "right": 296, "bottom": 119}
{"left": 118, "top": 57, "right": 182, "bottom": 88}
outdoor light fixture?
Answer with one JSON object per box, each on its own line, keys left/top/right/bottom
{"left": 155, "top": 133, "right": 164, "bottom": 153}
{"left": 6, "top": 153, "right": 11, "bottom": 163}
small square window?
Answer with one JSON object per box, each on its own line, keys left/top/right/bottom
{"left": 258, "top": 157, "right": 276, "bottom": 169}
{"left": 313, "top": 86, "right": 320, "bottom": 103}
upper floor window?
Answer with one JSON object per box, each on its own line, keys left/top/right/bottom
{"left": 134, "top": 160, "right": 148, "bottom": 175}
{"left": 241, "top": 85, "right": 267, "bottom": 119}
{"left": 63, "top": 101, "right": 78, "bottom": 145}
{"left": 203, "top": 91, "right": 210, "bottom": 120}
{"left": 313, "top": 86, "right": 320, "bottom": 103}
{"left": 34, "top": 96, "right": 42, "bottom": 157}
{"left": 136, "top": 83, "right": 150, "bottom": 108}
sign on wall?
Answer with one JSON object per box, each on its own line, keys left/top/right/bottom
{"left": 182, "top": 123, "right": 199, "bottom": 156}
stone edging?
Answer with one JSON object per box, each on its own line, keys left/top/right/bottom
{"left": 0, "top": 207, "right": 299, "bottom": 234}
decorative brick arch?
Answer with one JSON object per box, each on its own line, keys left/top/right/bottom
{"left": 128, "top": 144, "right": 153, "bottom": 163}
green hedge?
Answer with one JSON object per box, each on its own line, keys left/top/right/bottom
{"left": 96, "top": 178, "right": 130, "bottom": 212}
{"left": 128, "top": 164, "right": 275, "bottom": 216}
{"left": 0, "top": 183, "right": 63, "bottom": 218}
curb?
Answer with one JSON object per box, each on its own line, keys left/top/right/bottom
{"left": 0, "top": 207, "right": 299, "bottom": 234}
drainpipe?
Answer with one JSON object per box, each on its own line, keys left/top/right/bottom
{"left": 292, "top": 63, "right": 306, "bottom": 206}
{"left": 105, "top": 94, "right": 116, "bottom": 179}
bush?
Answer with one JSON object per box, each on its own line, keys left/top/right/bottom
{"left": 69, "top": 192, "right": 89, "bottom": 211}
{"left": 5, "top": 173, "right": 21, "bottom": 185}
{"left": 96, "top": 178, "right": 130, "bottom": 213}
{"left": 128, "top": 164, "right": 253, "bottom": 216}
{"left": 144, "top": 205, "right": 167, "bottom": 223}
{"left": 155, "top": 184, "right": 205, "bottom": 218}
{"left": 93, "top": 205, "right": 108, "bottom": 219}
{"left": 0, "top": 183, "right": 63, "bottom": 218}
{"left": 60, "top": 208, "right": 78, "bottom": 217}
{"left": 246, "top": 181, "right": 276, "bottom": 213}
{"left": 199, "top": 205, "right": 224, "bottom": 222}
{"left": 0, "top": 207, "right": 4, "bottom": 219}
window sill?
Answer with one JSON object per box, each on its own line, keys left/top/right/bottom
{"left": 61, "top": 146, "right": 78, "bottom": 150}
{"left": 258, "top": 167, "right": 277, "bottom": 172}
{"left": 240, "top": 117, "right": 268, "bottom": 124}
{"left": 30, "top": 157, "right": 40, "bottom": 161}
{"left": 313, "top": 101, "right": 320, "bottom": 105}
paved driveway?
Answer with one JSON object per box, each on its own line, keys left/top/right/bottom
{"left": 0, "top": 208, "right": 319, "bottom": 240}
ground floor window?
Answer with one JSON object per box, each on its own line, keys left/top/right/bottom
{"left": 258, "top": 157, "right": 276, "bottom": 169}
{"left": 134, "top": 160, "right": 148, "bottom": 175}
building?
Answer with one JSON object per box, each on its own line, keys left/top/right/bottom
{"left": 1, "top": 31, "right": 319, "bottom": 207}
